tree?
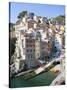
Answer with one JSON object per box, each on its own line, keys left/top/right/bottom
{"left": 52, "top": 15, "right": 65, "bottom": 25}
{"left": 9, "top": 23, "right": 15, "bottom": 32}
{"left": 43, "top": 17, "right": 48, "bottom": 23}
{"left": 17, "top": 11, "right": 28, "bottom": 19}
{"left": 29, "top": 12, "right": 34, "bottom": 19}
{"left": 9, "top": 38, "right": 17, "bottom": 61}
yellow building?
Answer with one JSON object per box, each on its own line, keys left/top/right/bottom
{"left": 60, "top": 26, "right": 64, "bottom": 32}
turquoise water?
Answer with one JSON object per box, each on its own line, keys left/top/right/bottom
{"left": 10, "top": 71, "right": 57, "bottom": 88}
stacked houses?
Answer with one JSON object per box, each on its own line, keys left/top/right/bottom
{"left": 10, "top": 13, "right": 65, "bottom": 75}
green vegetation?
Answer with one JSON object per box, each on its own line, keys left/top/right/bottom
{"left": 9, "top": 38, "right": 16, "bottom": 64}
{"left": 29, "top": 12, "right": 34, "bottom": 19}
{"left": 17, "top": 11, "right": 65, "bottom": 25}
{"left": 53, "top": 61, "right": 60, "bottom": 66}
{"left": 9, "top": 23, "right": 15, "bottom": 32}
{"left": 17, "top": 11, "right": 28, "bottom": 19}
{"left": 52, "top": 15, "right": 65, "bottom": 25}
{"left": 9, "top": 23, "right": 16, "bottom": 64}
{"left": 17, "top": 11, "right": 35, "bottom": 19}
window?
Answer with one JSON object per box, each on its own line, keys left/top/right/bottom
{"left": 30, "top": 49, "right": 32, "bottom": 52}
{"left": 27, "top": 54, "right": 33, "bottom": 58}
{"left": 27, "top": 49, "right": 28, "bottom": 52}
{"left": 31, "top": 54, "right": 33, "bottom": 58}
{"left": 26, "top": 44, "right": 29, "bottom": 47}
{"left": 26, "top": 39, "right": 28, "bottom": 43}
{"left": 27, "top": 54, "right": 30, "bottom": 58}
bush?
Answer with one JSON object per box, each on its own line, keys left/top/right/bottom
{"left": 53, "top": 61, "right": 60, "bottom": 66}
